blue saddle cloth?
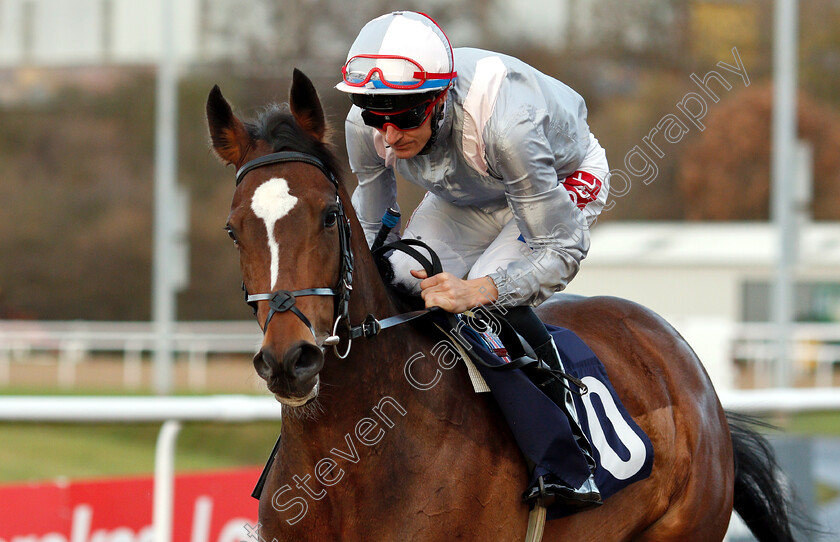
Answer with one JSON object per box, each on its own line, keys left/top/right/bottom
{"left": 454, "top": 321, "right": 654, "bottom": 520}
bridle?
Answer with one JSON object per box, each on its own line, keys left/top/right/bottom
{"left": 234, "top": 150, "right": 435, "bottom": 359}
{"left": 235, "top": 151, "right": 355, "bottom": 357}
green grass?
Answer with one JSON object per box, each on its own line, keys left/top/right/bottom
{"left": 778, "top": 411, "right": 840, "bottom": 437}
{"left": 0, "top": 384, "right": 278, "bottom": 483}
{"left": 0, "top": 421, "right": 280, "bottom": 484}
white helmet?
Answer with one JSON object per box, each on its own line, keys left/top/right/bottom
{"left": 336, "top": 11, "right": 456, "bottom": 97}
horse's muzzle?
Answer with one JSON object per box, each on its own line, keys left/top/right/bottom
{"left": 253, "top": 341, "right": 324, "bottom": 405}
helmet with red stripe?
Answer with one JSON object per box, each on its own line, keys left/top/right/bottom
{"left": 336, "top": 11, "right": 456, "bottom": 112}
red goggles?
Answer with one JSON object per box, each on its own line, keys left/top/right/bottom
{"left": 342, "top": 54, "right": 456, "bottom": 91}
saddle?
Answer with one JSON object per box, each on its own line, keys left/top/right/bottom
{"left": 444, "top": 316, "right": 655, "bottom": 519}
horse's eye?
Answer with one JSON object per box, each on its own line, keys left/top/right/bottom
{"left": 324, "top": 210, "right": 339, "bottom": 228}
{"left": 224, "top": 225, "right": 238, "bottom": 245}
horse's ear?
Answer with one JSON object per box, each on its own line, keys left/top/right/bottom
{"left": 206, "top": 85, "right": 252, "bottom": 166}
{"left": 289, "top": 68, "right": 326, "bottom": 142}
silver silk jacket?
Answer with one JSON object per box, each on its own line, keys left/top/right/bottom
{"left": 345, "top": 47, "right": 609, "bottom": 306}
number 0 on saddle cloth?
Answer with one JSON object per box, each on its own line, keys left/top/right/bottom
{"left": 454, "top": 317, "right": 654, "bottom": 519}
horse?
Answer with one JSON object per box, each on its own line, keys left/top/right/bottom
{"left": 206, "top": 69, "right": 799, "bottom": 541}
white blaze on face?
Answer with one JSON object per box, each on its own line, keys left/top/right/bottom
{"left": 251, "top": 177, "right": 299, "bottom": 290}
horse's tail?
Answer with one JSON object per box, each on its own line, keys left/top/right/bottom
{"left": 728, "top": 412, "right": 812, "bottom": 542}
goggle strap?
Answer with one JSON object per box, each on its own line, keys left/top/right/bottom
{"left": 412, "top": 71, "right": 457, "bottom": 80}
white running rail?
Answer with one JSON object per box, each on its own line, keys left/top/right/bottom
{"left": 0, "top": 320, "right": 261, "bottom": 389}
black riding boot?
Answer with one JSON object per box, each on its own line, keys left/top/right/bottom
{"left": 494, "top": 307, "right": 602, "bottom": 509}
{"left": 521, "top": 338, "right": 603, "bottom": 510}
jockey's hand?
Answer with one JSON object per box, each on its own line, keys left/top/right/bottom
{"left": 410, "top": 270, "right": 498, "bottom": 314}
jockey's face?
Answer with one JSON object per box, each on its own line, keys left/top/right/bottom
{"left": 376, "top": 114, "right": 433, "bottom": 159}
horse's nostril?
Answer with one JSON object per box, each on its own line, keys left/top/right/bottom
{"left": 283, "top": 343, "right": 324, "bottom": 381}
{"left": 253, "top": 349, "right": 276, "bottom": 381}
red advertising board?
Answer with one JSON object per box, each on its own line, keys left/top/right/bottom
{"left": 0, "top": 467, "right": 262, "bottom": 542}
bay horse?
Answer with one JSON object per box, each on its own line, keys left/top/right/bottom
{"left": 207, "top": 70, "right": 799, "bottom": 541}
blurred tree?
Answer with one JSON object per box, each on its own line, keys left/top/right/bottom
{"left": 0, "top": 74, "right": 156, "bottom": 320}
{"left": 687, "top": 1, "right": 763, "bottom": 71}
{"left": 191, "top": 0, "right": 491, "bottom": 78}
{"left": 800, "top": 0, "right": 840, "bottom": 109}
{"left": 676, "top": 83, "right": 840, "bottom": 220}
{"left": 588, "top": 0, "right": 689, "bottom": 69}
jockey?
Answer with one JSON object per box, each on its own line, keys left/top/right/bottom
{"left": 336, "top": 11, "right": 609, "bottom": 510}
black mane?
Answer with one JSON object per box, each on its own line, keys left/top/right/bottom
{"left": 245, "top": 103, "right": 345, "bottom": 185}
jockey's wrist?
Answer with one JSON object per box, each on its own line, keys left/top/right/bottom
{"left": 471, "top": 276, "right": 498, "bottom": 307}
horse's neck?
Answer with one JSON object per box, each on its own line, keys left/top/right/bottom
{"left": 346, "top": 242, "right": 396, "bottom": 327}
{"left": 282, "top": 210, "right": 457, "bottom": 446}
{"left": 275, "top": 223, "right": 519, "bottom": 525}
{"left": 325, "top": 227, "right": 424, "bottom": 395}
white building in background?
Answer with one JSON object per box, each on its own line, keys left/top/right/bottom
{"left": 0, "top": 0, "right": 201, "bottom": 66}
{"left": 567, "top": 222, "right": 840, "bottom": 390}
{"left": 0, "top": 0, "right": 282, "bottom": 103}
